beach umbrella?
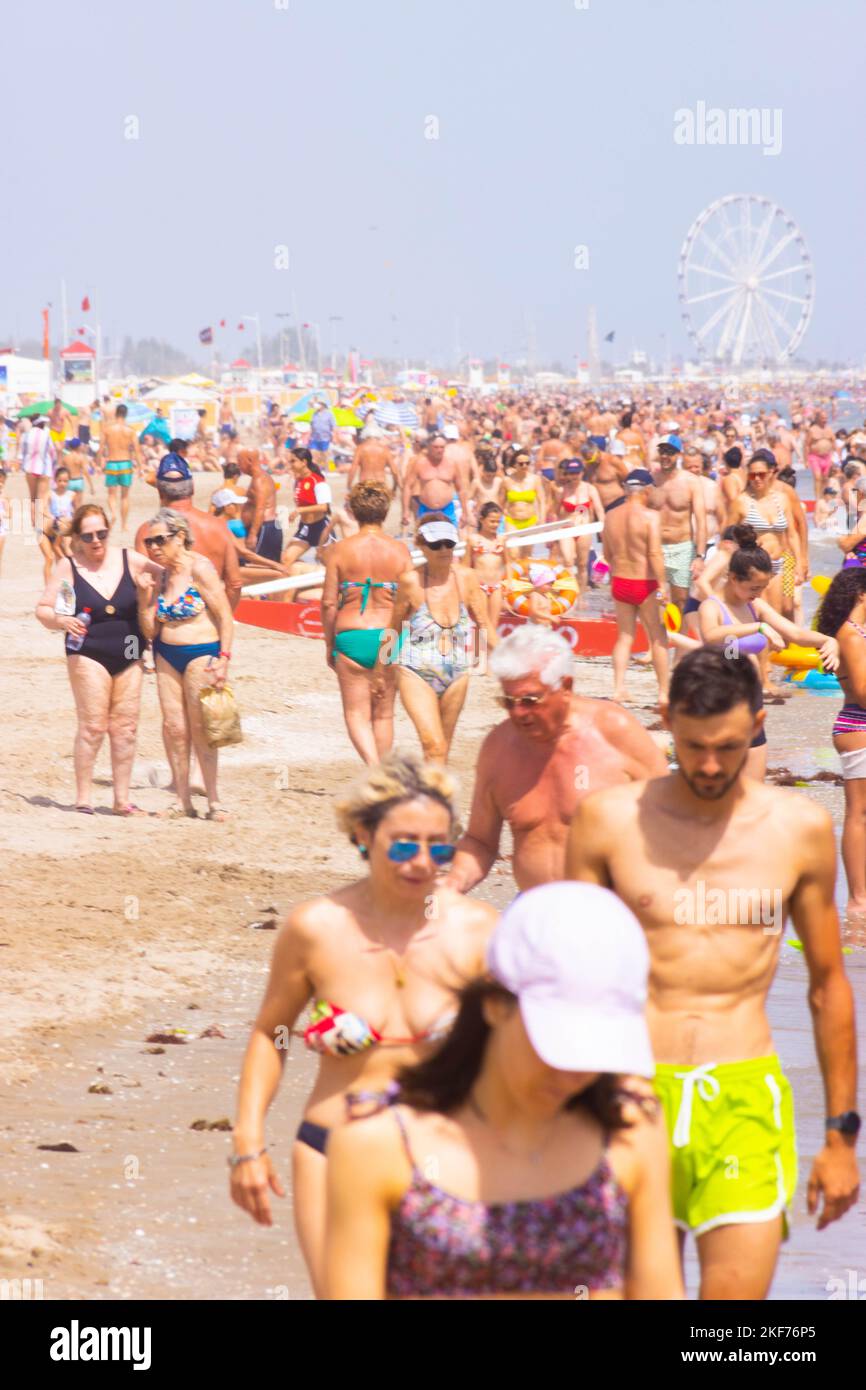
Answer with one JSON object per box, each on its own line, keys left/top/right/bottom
{"left": 374, "top": 401, "right": 419, "bottom": 429}
{"left": 293, "top": 407, "right": 364, "bottom": 428}
{"left": 18, "top": 399, "right": 79, "bottom": 418}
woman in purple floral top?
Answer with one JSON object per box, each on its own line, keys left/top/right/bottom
{"left": 325, "top": 882, "right": 683, "bottom": 1300}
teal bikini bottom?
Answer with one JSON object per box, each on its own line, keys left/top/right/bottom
{"left": 333, "top": 628, "right": 387, "bottom": 671}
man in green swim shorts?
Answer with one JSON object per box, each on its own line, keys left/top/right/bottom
{"left": 652, "top": 435, "right": 707, "bottom": 613}
{"left": 98, "top": 403, "right": 143, "bottom": 530}
{"left": 568, "top": 648, "right": 860, "bottom": 1299}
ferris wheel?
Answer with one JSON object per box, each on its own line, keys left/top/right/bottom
{"left": 678, "top": 195, "right": 814, "bottom": 367}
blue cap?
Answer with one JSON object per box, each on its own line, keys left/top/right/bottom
{"left": 658, "top": 434, "right": 683, "bottom": 454}
{"left": 157, "top": 452, "right": 192, "bottom": 481}
{"left": 626, "top": 468, "right": 654, "bottom": 488}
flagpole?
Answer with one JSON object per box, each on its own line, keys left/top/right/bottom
{"left": 61, "top": 280, "right": 69, "bottom": 351}
{"left": 292, "top": 291, "right": 306, "bottom": 371}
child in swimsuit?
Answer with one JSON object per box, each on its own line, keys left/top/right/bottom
{"left": 468, "top": 503, "right": 506, "bottom": 628}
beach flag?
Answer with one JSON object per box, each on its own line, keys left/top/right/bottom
{"left": 219, "top": 319, "right": 226, "bottom": 328}
{"left": 199, "top": 327, "right": 214, "bottom": 345}
{"left": 42, "top": 307, "right": 50, "bottom": 359}
{"left": 81, "top": 295, "right": 91, "bottom": 312}
{"left": 237, "top": 322, "right": 245, "bottom": 330}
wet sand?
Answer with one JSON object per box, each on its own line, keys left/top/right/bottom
{"left": 0, "top": 472, "right": 863, "bottom": 1300}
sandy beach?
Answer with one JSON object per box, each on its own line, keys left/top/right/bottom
{"left": 1, "top": 470, "right": 863, "bottom": 1301}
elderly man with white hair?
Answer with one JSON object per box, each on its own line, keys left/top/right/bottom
{"left": 446, "top": 625, "right": 666, "bottom": 894}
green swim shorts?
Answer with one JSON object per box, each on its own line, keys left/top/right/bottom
{"left": 105, "top": 462, "right": 133, "bottom": 488}
{"left": 661, "top": 540, "right": 695, "bottom": 591}
{"left": 654, "top": 1055, "right": 798, "bottom": 1237}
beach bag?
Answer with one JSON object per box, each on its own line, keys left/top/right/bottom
{"left": 199, "top": 683, "right": 243, "bottom": 748}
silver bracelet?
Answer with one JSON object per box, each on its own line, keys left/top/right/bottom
{"left": 227, "top": 1146, "right": 267, "bottom": 1169}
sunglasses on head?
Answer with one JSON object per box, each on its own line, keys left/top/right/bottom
{"left": 424, "top": 539, "right": 456, "bottom": 551}
{"left": 387, "top": 840, "right": 456, "bottom": 865}
{"left": 80, "top": 529, "right": 109, "bottom": 543}
{"left": 143, "top": 533, "right": 175, "bottom": 549}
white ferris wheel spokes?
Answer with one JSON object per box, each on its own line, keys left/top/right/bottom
{"left": 677, "top": 195, "right": 814, "bottom": 366}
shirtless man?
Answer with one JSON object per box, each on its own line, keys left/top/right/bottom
{"left": 651, "top": 437, "right": 707, "bottom": 611}
{"left": 604, "top": 468, "right": 670, "bottom": 702}
{"left": 347, "top": 436, "right": 400, "bottom": 494}
{"left": 683, "top": 444, "right": 720, "bottom": 550}
{"left": 48, "top": 396, "right": 73, "bottom": 452}
{"left": 98, "top": 403, "right": 142, "bottom": 529}
{"left": 443, "top": 425, "right": 476, "bottom": 514}
{"left": 219, "top": 394, "right": 237, "bottom": 439}
{"left": 135, "top": 454, "right": 242, "bottom": 608}
{"left": 582, "top": 440, "right": 629, "bottom": 512}
{"left": 446, "top": 625, "right": 665, "bottom": 893}
{"left": 586, "top": 401, "right": 615, "bottom": 451}
{"left": 535, "top": 425, "right": 570, "bottom": 481}
{"left": 719, "top": 446, "right": 745, "bottom": 525}
{"left": 238, "top": 448, "right": 281, "bottom": 562}
{"left": 806, "top": 410, "right": 836, "bottom": 497}
{"left": 567, "top": 648, "right": 860, "bottom": 1300}
{"left": 402, "top": 435, "right": 468, "bottom": 533}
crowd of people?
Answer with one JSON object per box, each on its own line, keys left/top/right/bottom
{"left": 4, "top": 379, "right": 865, "bottom": 1298}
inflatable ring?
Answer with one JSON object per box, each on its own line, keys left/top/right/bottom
{"left": 770, "top": 644, "right": 823, "bottom": 672}
{"left": 663, "top": 602, "right": 682, "bottom": 634}
{"left": 503, "top": 560, "right": 579, "bottom": 619}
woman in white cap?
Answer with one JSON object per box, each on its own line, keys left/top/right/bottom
{"left": 382, "top": 511, "right": 493, "bottom": 764}
{"left": 325, "top": 881, "right": 682, "bottom": 1300}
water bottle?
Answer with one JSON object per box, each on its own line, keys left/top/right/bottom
{"left": 66, "top": 607, "right": 92, "bottom": 652}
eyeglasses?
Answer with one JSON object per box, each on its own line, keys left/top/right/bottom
{"left": 748, "top": 471, "right": 770, "bottom": 481}
{"left": 387, "top": 840, "right": 456, "bottom": 865}
{"left": 497, "top": 690, "right": 557, "bottom": 710}
{"left": 143, "top": 533, "right": 175, "bottom": 549}
{"left": 424, "top": 540, "right": 456, "bottom": 551}
{"left": 79, "top": 529, "right": 109, "bottom": 543}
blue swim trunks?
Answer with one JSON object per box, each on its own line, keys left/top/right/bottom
{"left": 418, "top": 498, "right": 458, "bottom": 527}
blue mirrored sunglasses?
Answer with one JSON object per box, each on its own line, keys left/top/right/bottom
{"left": 387, "top": 841, "right": 456, "bottom": 866}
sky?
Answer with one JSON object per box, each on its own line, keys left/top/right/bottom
{"left": 5, "top": 0, "right": 864, "bottom": 368}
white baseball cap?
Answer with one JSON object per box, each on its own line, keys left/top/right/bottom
{"left": 487, "top": 883, "right": 653, "bottom": 1076}
{"left": 443, "top": 423, "right": 460, "bottom": 440}
{"left": 418, "top": 519, "right": 459, "bottom": 545}
{"left": 212, "top": 488, "right": 241, "bottom": 508}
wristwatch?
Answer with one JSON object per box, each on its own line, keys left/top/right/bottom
{"left": 826, "top": 1111, "right": 861, "bottom": 1138}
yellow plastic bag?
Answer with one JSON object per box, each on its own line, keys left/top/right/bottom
{"left": 199, "top": 684, "right": 243, "bottom": 748}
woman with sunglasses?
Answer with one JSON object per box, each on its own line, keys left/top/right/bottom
{"left": 553, "top": 458, "right": 604, "bottom": 575}
{"left": 36, "top": 504, "right": 162, "bottom": 814}
{"left": 384, "top": 513, "right": 492, "bottom": 765}
{"left": 727, "top": 452, "right": 803, "bottom": 620}
{"left": 136, "top": 509, "right": 234, "bottom": 820}
{"left": 698, "top": 544, "right": 838, "bottom": 780}
{"left": 229, "top": 755, "right": 497, "bottom": 1297}
{"left": 502, "top": 449, "right": 547, "bottom": 533}
{"left": 325, "top": 883, "right": 682, "bottom": 1301}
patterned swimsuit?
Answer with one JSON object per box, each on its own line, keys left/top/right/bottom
{"left": 386, "top": 1108, "right": 628, "bottom": 1298}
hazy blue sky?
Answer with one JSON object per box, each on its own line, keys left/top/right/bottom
{"left": 6, "top": 0, "right": 863, "bottom": 366}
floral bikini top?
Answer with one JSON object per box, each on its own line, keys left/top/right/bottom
{"left": 297, "top": 1000, "right": 456, "bottom": 1056}
{"left": 157, "top": 581, "right": 207, "bottom": 623}
{"left": 386, "top": 1108, "right": 628, "bottom": 1298}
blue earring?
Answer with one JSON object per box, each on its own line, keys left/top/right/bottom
{"left": 358, "top": 844, "right": 369, "bottom": 858}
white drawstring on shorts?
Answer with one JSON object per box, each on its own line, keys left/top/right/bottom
{"left": 672, "top": 1062, "right": 721, "bottom": 1148}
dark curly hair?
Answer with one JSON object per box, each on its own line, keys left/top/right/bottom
{"left": 396, "top": 979, "right": 653, "bottom": 1131}
{"left": 816, "top": 567, "right": 866, "bottom": 637}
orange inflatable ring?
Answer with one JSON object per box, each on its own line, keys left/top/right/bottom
{"left": 503, "top": 560, "right": 579, "bottom": 619}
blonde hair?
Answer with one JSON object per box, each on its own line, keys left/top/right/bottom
{"left": 335, "top": 754, "right": 459, "bottom": 842}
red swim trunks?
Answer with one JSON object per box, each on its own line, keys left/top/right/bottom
{"left": 611, "top": 576, "right": 659, "bottom": 606}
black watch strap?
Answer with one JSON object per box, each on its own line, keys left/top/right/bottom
{"left": 826, "top": 1111, "right": 861, "bottom": 1137}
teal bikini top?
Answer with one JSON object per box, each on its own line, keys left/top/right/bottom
{"left": 339, "top": 578, "right": 398, "bottom": 614}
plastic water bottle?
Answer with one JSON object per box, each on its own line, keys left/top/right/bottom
{"left": 66, "top": 607, "right": 92, "bottom": 652}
